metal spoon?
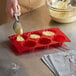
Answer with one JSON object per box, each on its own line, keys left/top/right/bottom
{"left": 13, "top": 13, "right": 23, "bottom": 35}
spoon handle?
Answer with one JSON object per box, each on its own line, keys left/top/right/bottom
{"left": 14, "top": 14, "right": 19, "bottom": 22}
{"left": 13, "top": 10, "right": 20, "bottom": 30}
{"left": 14, "top": 9, "right": 20, "bottom": 21}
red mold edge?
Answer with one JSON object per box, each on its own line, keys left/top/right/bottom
{"left": 54, "top": 35, "right": 66, "bottom": 42}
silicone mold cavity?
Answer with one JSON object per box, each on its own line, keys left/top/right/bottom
{"left": 54, "top": 35, "right": 65, "bottom": 42}
{"left": 39, "top": 38, "right": 51, "bottom": 44}
{"left": 24, "top": 40, "right": 36, "bottom": 47}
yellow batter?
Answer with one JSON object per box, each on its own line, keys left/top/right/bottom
{"left": 30, "top": 34, "right": 40, "bottom": 38}
{"left": 16, "top": 35, "right": 25, "bottom": 41}
{"left": 43, "top": 31, "right": 55, "bottom": 36}
{"left": 14, "top": 22, "right": 23, "bottom": 35}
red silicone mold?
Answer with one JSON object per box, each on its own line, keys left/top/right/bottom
{"left": 8, "top": 28, "right": 71, "bottom": 55}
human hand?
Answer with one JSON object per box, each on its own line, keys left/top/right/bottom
{"left": 6, "top": 0, "right": 21, "bottom": 18}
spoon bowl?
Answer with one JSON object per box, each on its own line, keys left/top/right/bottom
{"left": 13, "top": 13, "right": 23, "bottom": 35}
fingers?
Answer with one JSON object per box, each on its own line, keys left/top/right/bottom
{"left": 17, "top": 4, "right": 21, "bottom": 16}
{"left": 10, "top": 8, "right": 14, "bottom": 18}
{"left": 12, "top": 0, "right": 18, "bottom": 14}
{"left": 6, "top": 0, "right": 21, "bottom": 18}
{"left": 9, "top": 5, "right": 21, "bottom": 18}
{"left": 12, "top": 0, "right": 21, "bottom": 16}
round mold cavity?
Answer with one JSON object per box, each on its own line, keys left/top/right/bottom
{"left": 39, "top": 38, "right": 51, "bottom": 45}
{"left": 30, "top": 32, "right": 42, "bottom": 39}
{"left": 42, "top": 31, "right": 55, "bottom": 36}
{"left": 24, "top": 40, "right": 36, "bottom": 47}
{"left": 54, "top": 35, "right": 65, "bottom": 42}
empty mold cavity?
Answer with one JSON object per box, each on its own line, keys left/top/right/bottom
{"left": 24, "top": 40, "right": 36, "bottom": 47}
{"left": 39, "top": 38, "right": 51, "bottom": 44}
{"left": 54, "top": 35, "right": 65, "bottom": 42}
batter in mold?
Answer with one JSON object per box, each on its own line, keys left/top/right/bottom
{"left": 43, "top": 31, "right": 55, "bottom": 36}
{"left": 30, "top": 34, "right": 41, "bottom": 39}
